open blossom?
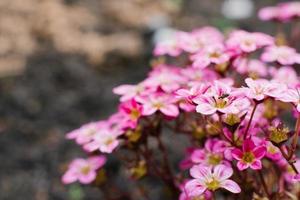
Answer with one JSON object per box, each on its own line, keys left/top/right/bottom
{"left": 62, "top": 156, "right": 106, "bottom": 184}
{"left": 136, "top": 92, "right": 179, "bottom": 117}
{"left": 233, "top": 58, "right": 267, "bottom": 77}
{"left": 261, "top": 45, "right": 300, "bottom": 65}
{"left": 269, "top": 66, "right": 299, "bottom": 88}
{"left": 278, "top": 87, "right": 300, "bottom": 112}
{"left": 144, "top": 65, "right": 186, "bottom": 92}
{"left": 243, "top": 78, "right": 286, "bottom": 101}
{"left": 190, "top": 138, "right": 228, "bottom": 167}
{"left": 185, "top": 164, "right": 241, "bottom": 197}
{"left": 113, "top": 82, "right": 149, "bottom": 102}
{"left": 84, "top": 128, "right": 123, "bottom": 153}
{"left": 260, "top": 2, "right": 300, "bottom": 22}
{"left": 66, "top": 122, "right": 103, "bottom": 145}
{"left": 119, "top": 99, "right": 143, "bottom": 129}
{"left": 194, "top": 81, "right": 248, "bottom": 115}
{"left": 232, "top": 139, "right": 266, "bottom": 170}
{"left": 226, "top": 30, "right": 273, "bottom": 54}
{"left": 191, "top": 44, "right": 230, "bottom": 68}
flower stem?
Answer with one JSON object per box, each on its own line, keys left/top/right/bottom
{"left": 244, "top": 103, "right": 258, "bottom": 140}
{"left": 257, "top": 170, "right": 271, "bottom": 198}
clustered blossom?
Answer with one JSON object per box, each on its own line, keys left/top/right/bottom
{"left": 259, "top": 2, "right": 300, "bottom": 22}
{"left": 62, "top": 3, "right": 300, "bottom": 199}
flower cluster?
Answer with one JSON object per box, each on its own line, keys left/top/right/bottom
{"left": 62, "top": 3, "right": 300, "bottom": 200}
{"left": 259, "top": 1, "right": 300, "bottom": 22}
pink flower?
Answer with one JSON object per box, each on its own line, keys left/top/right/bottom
{"left": 83, "top": 128, "right": 122, "bottom": 153}
{"left": 190, "top": 138, "right": 228, "bottom": 167}
{"left": 191, "top": 44, "right": 230, "bottom": 68}
{"left": 194, "top": 81, "right": 248, "bottom": 115}
{"left": 62, "top": 156, "right": 106, "bottom": 184}
{"left": 232, "top": 139, "right": 266, "bottom": 170}
{"left": 185, "top": 164, "right": 241, "bottom": 197}
{"left": 258, "top": 6, "right": 281, "bottom": 21}
{"left": 113, "top": 82, "right": 149, "bottom": 102}
{"left": 226, "top": 30, "right": 273, "bottom": 54}
{"left": 233, "top": 58, "right": 267, "bottom": 77}
{"left": 176, "top": 84, "right": 211, "bottom": 105}
{"left": 144, "top": 65, "right": 187, "bottom": 92}
{"left": 261, "top": 45, "right": 300, "bottom": 65}
{"left": 119, "top": 99, "right": 143, "bottom": 129}
{"left": 270, "top": 66, "right": 299, "bottom": 88}
{"left": 136, "top": 92, "right": 179, "bottom": 117}
{"left": 278, "top": 87, "right": 300, "bottom": 112}
{"left": 66, "top": 122, "right": 103, "bottom": 145}
{"left": 243, "top": 78, "right": 287, "bottom": 101}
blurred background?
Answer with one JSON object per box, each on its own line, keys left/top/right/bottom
{"left": 0, "top": 0, "right": 288, "bottom": 199}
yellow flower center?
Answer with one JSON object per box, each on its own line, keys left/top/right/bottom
{"left": 130, "top": 108, "right": 140, "bottom": 120}
{"left": 208, "top": 154, "right": 222, "bottom": 166}
{"left": 209, "top": 51, "right": 221, "bottom": 59}
{"left": 242, "top": 152, "right": 255, "bottom": 163}
{"left": 80, "top": 166, "right": 91, "bottom": 175}
{"left": 206, "top": 178, "right": 220, "bottom": 191}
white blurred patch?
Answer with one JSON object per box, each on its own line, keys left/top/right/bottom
{"left": 222, "top": 0, "right": 254, "bottom": 20}
{"left": 152, "top": 27, "right": 178, "bottom": 45}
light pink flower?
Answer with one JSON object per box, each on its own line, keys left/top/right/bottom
{"left": 243, "top": 78, "right": 287, "bottom": 101}
{"left": 233, "top": 58, "right": 267, "bottom": 77}
{"left": 270, "top": 66, "right": 299, "bottom": 88}
{"left": 278, "top": 87, "right": 300, "bottom": 112}
{"left": 113, "top": 82, "right": 148, "bottom": 102}
{"left": 144, "top": 65, "right": 187, "bottom": 92}
{"left": 62, "top": 156, "right": 106, "bottom": 184}
{"left": 136, "top": 92, "right": 179, "bottom": 117}
{"left": 66, "top": 122, "right": 103, "bottom": 145}
{"left": 176, "top": 84, "right": 211, "bottom": 105}
{"left": 178, "top": 27, "right": 224, "bottom": 53}
{"left": 194, "top": 81, "right": 248, "bottom": 115}
{"left": 261, "top": 45, "right": 300, "bottom": 65}
{"left": 226, "top": 30, "right": 273, "bottom": 54}
{"left": 190, "top": 138, "right": 228, "bottom": 167}
{"left": 258, "top": 6, "right": 281, "bottom": 21}
{"left": 185, "top": 164, "right": 241, "bottom": 197}
{"left": 83, "top": 128, "right": 122, "bottom": 153}
{"left": 191, "top": 44, "right": 230, "bottom": 68}
{"left": 232, "top": 139, "right": 266, "bottom": 170}
{"left": 119, "top": 99, "right": 143, "bottom": 129}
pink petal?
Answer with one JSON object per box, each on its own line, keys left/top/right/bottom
{"left": 185, "top": 179, "right": 207, "bottom": 197}
{"left": 253, "top": 146, "right": 266, "bottom": 159}
{"left": 237, "top": 161, "right": 249, "bottom": 171}
{"left": 190, "top": 150, "right": 206, "bottom": 163}
{"left": 213, "top": 165, "right": 233, "bottom": 181}
{"left": 160, "top": 104, "right": 179, "bottom": 117}
{"left": 250, "top": 160, "right": 262, "bottom": 170}
{"left": 231, "top": 148, "right": 243, "bottom": 160}
{"left": 62, "top": 170, "right": 77, "bottom": 184}
{"left": 190, "top": 164, "right": 210, "bottom": 179}
{"left": 78, "top": 171, "right": 96, "bottom": 184}
{"left": 243, "top": 139, "right": 255, "bottom": 152}
{"left": 88, "top": 156, "right": 106, "bottom": 169}
{"left": 142, "top": 105, "right": 157, "bottom": 116}
{"left": 196, "top": 103, "right": 217, "bottom": 115}
{"left": 220, "top": 180, "right": 241, "bottom": 193}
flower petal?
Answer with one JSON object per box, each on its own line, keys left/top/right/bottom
{"left": 160, "top": 104, "right": 179, "bottom": 117}
{"left": 220, "top": 179, "right": 241, "bottom": 193}
{"left": 231, "top": 148, "right": 243, "bottom": 160}
{"left": 253, "top": 146, "right": 266, "bottom": 159}
{"left": 213, "top": 165, "right": 233, "bottom": 181}
{"left": 237, "top": 161, "right": 249, "bottom": 171}
{"left": 190, "top": 164, "right": 210, "bottom": 179}
{"left": 185, "top": 179, "right": 207, "bottom": 197}
{"left": 243, "top": 139, "right": 255, "bottom": 152}
{"left": 250, "top": 160, "right": 262, "bottom": 170}
{"left": 196, "top": 103, "right": 217, "bottom": 115}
